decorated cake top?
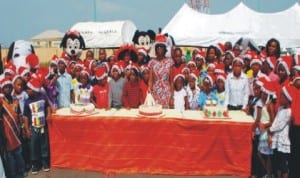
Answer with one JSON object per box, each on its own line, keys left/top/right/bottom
{"left": 205, "top": 99, "right": 217, "bottom": 106}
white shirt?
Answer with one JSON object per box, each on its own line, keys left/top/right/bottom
{"left": 224, "top": 72, "right": 249, "bottom": 109}
{"left": 174, "top": 88, "right": 187, "bottom": 112}
{"left": 270, "top": 107, "right": 291, "bottom": 153}
{"left": 186, "top": 85, "right": 200, "bottom": 110}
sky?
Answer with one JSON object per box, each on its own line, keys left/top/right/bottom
{"left": 0, "top": 0, "right": 298, "bottom": 47}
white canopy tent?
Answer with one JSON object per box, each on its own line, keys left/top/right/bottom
{"left": 163, "top": 2, "right": 300, "bottom": 48}
{"left": 71, "top": 20, "right": 137, "bottom": 48}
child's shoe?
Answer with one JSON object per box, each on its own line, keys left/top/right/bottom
{"left": 31, "top": 166, "right": 39, "bottom": 175}
{"left": 43, "top": 167, "right": 50, "bottom": 172}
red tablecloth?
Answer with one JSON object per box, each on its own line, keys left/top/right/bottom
{"left": 48, "top": 115, "right": 252, "bottom": 176}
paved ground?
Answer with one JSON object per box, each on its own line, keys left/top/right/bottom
{"left": 24, "top": 168, "right": 246, "bottom": 178}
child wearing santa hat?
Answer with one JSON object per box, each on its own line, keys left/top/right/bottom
{"left": 73, "top": 69, "right": 93, "bottom": 105}
{"left": 109, "top": 62, "right": 126, "bottom": 108}
{"left": 248, "top": 54, "right": 269, "bottom": 97}
{"left": 225, "top": 57, "right": 250, "bottom": 110}
{"left": 186, "top": 72, "right": 200, "bottom": 110}
{"left": 261, "top": 57, "right": 279, "bottom": 83}
{"left": 214, "top": 73, "right": 227, "bottom": 106}
{"left": 122, "top": 65, "right": 142, "bottom": 108}
{"left": 11, "top": 75, "right": 32, "bottom": 172}
{"left": 23, "top": 77, "right": 52, "bottom": 175}
{"left": 197, "top": 74, "right": 218, "bottom": 110}
{"left": 253, "top": 78, "right": 275, "bottom": 178}
{"left": 137, "top": 48, "right": 150, "bottom": 66}
{"left": 56, "top": 58, "right": 73, "bottom": 108}
{"left": 267, "top": 85, "right": 293, "bottom": 178}
{"left": 0, "top": 78, "right": 26, "bottom": 177}
{"left": 289, "top": 76, "right": 300, "bottom": 178}
{"left": 18, "top": 66, "right": 31, "bottom": 86}
{"left": 91, "top": 67, "right": 110, "bottom": 109}
{"left": 170, "top": 72, "right": 189, "bottom": 112}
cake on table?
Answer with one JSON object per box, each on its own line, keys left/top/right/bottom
{"left": 70, "top": 103, "right": 95, "bottom": 114}
{"left": 70, "top": 87, "right": 95, "bottom": 114}
{"left": 138, "top": 92, "right": 163, "bottom": 117}
{"left": 139, "top": 104, "right": 163, "bottom": 116}
{"left": 204, "top": 100, "right": 229, "bottom": 118}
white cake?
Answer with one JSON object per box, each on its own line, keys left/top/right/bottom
{"left": 70, "top": 103, "right": 95, "bottom": 114}
{"left": 138, "top": 104, "right": 163, "bottom": 116}
{"left": 204, "top": 100, "right": 228, "bottom": 118}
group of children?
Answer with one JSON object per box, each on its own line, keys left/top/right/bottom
{"left": 0, "top": 37, "right": 299, "bottom": 178}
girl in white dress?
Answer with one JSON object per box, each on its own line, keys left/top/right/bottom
{"left": 254, "top": 79, "right": 275, "bottom": 178}
{"left": 186, "top": 72, "right": 200, "bottom": 110}
{"left": 171, "top": 73, "right": 189, "bottom": 112}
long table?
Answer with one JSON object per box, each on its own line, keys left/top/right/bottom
{"left": 48, "top": 108, "right": 254, "bottom": 176}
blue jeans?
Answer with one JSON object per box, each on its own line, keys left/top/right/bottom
{"left": 6, "top": 146, "right": 25, "bottom": 177}
{"left": 30, "top": 126, "right": 50, "bottom": 167}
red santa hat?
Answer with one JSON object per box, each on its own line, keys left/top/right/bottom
{"left": 173, "top": 70, "right": 185, "bottom": 82}
{"left": 60, "top": 51, "right": 68, "bottom": 60}
{"left": 74, "top": 62, "right": 84, "bottom": 70}
{"left": 207, "top": 63, "right": 216, "bottom": 69}
{"left": 204, "top": 74, "right": 216, "bottom": 86}
{"left": 277, "top": 55, "right": 293, "bottom": 75}
{"left": 187, "top": 60, "right": 196, "bottom": 67}
{"left": 195, "top": 53, "right": 205, "bottom": 63}
{"left": 293, "top": 74, "right": 300, "bottom": 84}
{"left": 57, "top": 57, "right": 68, "bottom": 66}
{"left": 95, "top": 67, "right": 107, "bottom": 80}
{"left": 265, "top": 57, "right": 277, "bottom": 70}
{"left": 12, "top": 75, "right": 22, "bottom": 84}
{"left": 102, "top": 62, "right": 110, "bottom": 73}
{"left": 80, "top": 68, "right": 90, "bottom": 78}
{"left": 154, "top": 33, "right": 167, "bottom": 47}
{"left": 111, "top": 62, "right": 123, "bottom": 74}
{"left": 130, "top": 63, "right": 140, "bottom": 73}
{"left": 261, "top": 80, "right": 276, "bottom": 95}
{"left": 243, "top": 50, "right": 256, "bottom": 60}
{"left": 141, "top": 65, "right": 149, "bottom": 73}
{"left": 232, "top": 57, "right": 244, "bottom": 65}
{"left": 250, "top": 54, "right": 262, "bottom": 66}
{"left": 137, "top": 47, "right": 148, "bottom": 56}
{"left": 215, "top": 43, "right": 225, "bottom": 54}
{"left": 293, "top": 65, "right": 300, "bottom": 72}
{"left": 256, "top": 77, "right": 275, "bottom": 95}
{"left": 216, "top": 73, "right": 227, "bottom": 83}
{"left": 26, "top": 54, "right": 40, "bottom": 69}
{"left": 27, "top": 78, "right": 42, "bottom": 92}
{"left": 0, "top": 78, "right": 12, "bottom": 88}
{"left": 33, "top": 67, "right": 50, "bottom": 84}
{"left": 4, "top": 62, "right": 16, "bottom": 75}
{"left": 190, "top": 71, "right": 199, "bottom": 82}
{"left": 18, "top": 66, "right": 30, "bottom": 77}
{"left": 192, "top": 48, "right": 200, "bottom": 54}
{"left": 214, "top": 63, "right": 225, "bottom": 74}
{"left": 88, "top": 59, "right": 96, "bottom": 71}
{"left": 225, "top": 50, "right": 235, "bottom": 58}
{"left": 50, "top": 55, "right": 58, "bottom": 65}
{"left": 181, "top": 67, "right": 190, "bottom": 74}
{"left": 282, "top": 85, "right": 295, "bottom": 102}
